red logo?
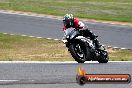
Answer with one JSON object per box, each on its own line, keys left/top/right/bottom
{"left": 76, "top": 67, "right": 131, "bottom": 85}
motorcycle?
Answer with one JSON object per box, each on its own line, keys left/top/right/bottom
{"left": 62, "top": 28, "right": 109, "bottom": 63}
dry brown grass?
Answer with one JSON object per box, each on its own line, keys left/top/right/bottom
{"left": 0, "top": 33, "right": 72, "bottom": 61}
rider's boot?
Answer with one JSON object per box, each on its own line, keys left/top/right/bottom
{"left": 93, "top": 39, "right": 101, "bottom": 50}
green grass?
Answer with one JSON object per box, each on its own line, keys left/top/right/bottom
{"left": 0, "top": 0, "right": 132, "bottom": 22}
{"left": 0, "top": 33, "right": 132, "bottom": 61}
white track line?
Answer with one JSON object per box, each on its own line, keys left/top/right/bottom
{"left": 0, "top": 80, "right": 19, "bottom": 82}
{"left": 121, "top": 48, "right": 127, "bottom": 50}
{"left": 54, "top": 39, "right": 60, "bottom": 41}
{"left": 0, "top": 61, "right": 132, "bottom": 64}
{"left": 3, "top": 33, "right": 8, "bottom": 35}
{"left": 0, "top": 61, "right": 79, "bottom": 64}
{"left": 36, "top": 37, "right": 42, "bottom": 39}
{"left": 47, "top": 38, "right": 52, "bottom": 40}
{"left": 21, "top": 35, "right": 27, "bottom": 36}
{"left": 0, "top": 10, "right": 58, "bottom": 20}
{"left": 10, "top": 34, "right": 14, "bottom": 35}
{"left": 29, "top": 36, "right": 35, "bottom": 38}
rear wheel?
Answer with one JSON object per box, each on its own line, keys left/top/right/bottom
{"left": 68, "top": 42, "right": 88, "bottom": 63}
{"left": 97, "top": 49, "right": 109, "bottom": 63}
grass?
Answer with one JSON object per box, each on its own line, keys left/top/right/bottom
{"left": 0, "top": 33, "right": 72, "bottom": 61}
{"left": 0, "top": 0, "right": 132, "bottom": 22}
{"left": 108, "top": 48, "right": 132, "bottom": 61}
{"left": 0, "top": 33, "right": 132, "bottom": 61}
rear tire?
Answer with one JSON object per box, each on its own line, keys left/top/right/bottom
{"left": 97, "top": 51, "right": 109, "bottom": 63}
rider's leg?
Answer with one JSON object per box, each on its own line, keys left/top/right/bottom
{"left": 81, "top": 28, "right": 97, "bottom": 40}
{"left": 80, "top": 28, "right": 101, "bottom": 49}
{"left": 93, "top": 39, "right": 101, "bottom": 49}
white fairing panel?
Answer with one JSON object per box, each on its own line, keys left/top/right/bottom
{"left": 76, "top": 36, "right": 86, "bottom": 39}
{"left": 79, "top": 21, "right": 85, "bottom": 28}
{"left": 76, "top": 36, "right": 94, "bottom": 48}
{"left": 64, "top": 28, "right": 77, "bottom": 39}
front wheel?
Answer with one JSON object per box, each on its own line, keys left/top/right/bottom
{"left": 68, "top": 42, "right": 88, "bottom": 63}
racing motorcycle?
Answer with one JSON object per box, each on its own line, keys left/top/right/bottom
{"left": 62, "top": 28, "right": 109, "bottom": 63}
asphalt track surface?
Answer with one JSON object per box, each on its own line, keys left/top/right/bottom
{"left": 0, "top": 62, "right": 132, "bottom": 88}
{"left": 0, "top": 12, "right": 132, "bottom": 49}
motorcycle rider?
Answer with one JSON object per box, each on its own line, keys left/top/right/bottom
{"left": 62, "top": 14, "right": 101, "bottom": 49}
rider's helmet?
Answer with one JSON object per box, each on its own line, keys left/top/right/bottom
{"left": 63, "top": 14, "right": 74, "bottom": 27}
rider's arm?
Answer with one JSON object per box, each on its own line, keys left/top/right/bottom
{"left": 63, "top": 26, "right": 67, "bottom": 31}
{"left": 74, "top": 18, "right": 79, "bottom": 29}
{"left": 74, "top": 18, "right": 85, "bottom": 30}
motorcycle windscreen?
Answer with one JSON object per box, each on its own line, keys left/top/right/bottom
{"left": 64, "top": 28, "right": 77, "bottom": 39}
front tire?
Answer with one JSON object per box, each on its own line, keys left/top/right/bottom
{"left": 68, "top": 42, "right": 88, "bottom": 63}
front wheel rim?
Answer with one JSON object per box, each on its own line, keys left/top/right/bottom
{"left": 74, "top": 44, "right": 84, "bottom": 59}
